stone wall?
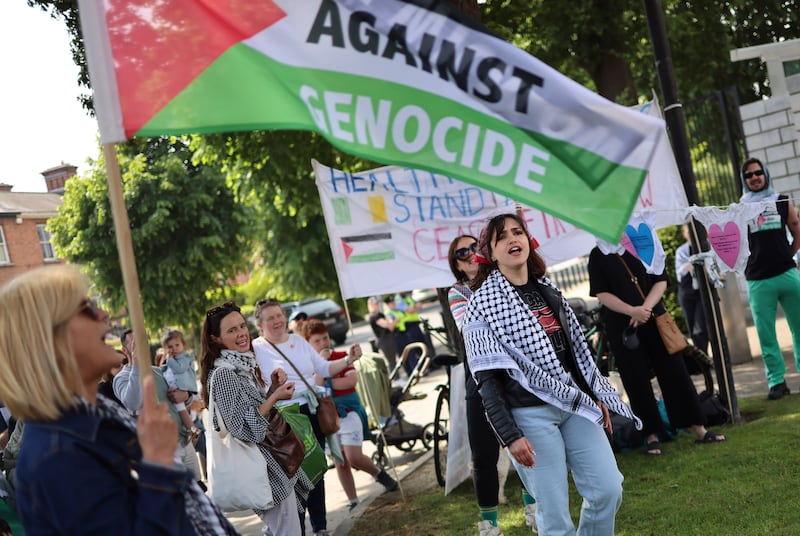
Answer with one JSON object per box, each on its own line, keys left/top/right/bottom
{"left": 739, "top": 73, "right": 800, "bottom": 196}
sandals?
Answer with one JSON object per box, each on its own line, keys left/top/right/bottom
{"left": 695, "top": 430, "right": 726, "bottom": 444}
{"left": 645, "top": 440, "right": 662, "bottom": 455}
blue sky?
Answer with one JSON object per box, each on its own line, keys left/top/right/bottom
{"left": 1, "top": 2, "right": 98, "bottom": 193}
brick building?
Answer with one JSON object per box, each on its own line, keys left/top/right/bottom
{"left": 0, "top": 163, "right": 73, "bottom": 287}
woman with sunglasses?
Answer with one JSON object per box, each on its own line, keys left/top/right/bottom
{"left": 462, "top": 214, "right": 640, "bottom": 535}
{"left": 200, "top": 300, "right": 314, "bottom": 535}
{"left": 448, "top": 234, "right": 538, "bottom": 536}
{"left": 0, "top": 265, "right": 236, "bottom": 535}
{"left": 252, "top": 298, "right": 361, "bottom": 536}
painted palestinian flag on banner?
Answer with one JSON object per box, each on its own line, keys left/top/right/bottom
{"left": 78, "top": 0, "right": 666, "bottom": 242}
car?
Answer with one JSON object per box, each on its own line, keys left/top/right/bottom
{"left": 284, "top": 297, "right": 350, "bottom": 345}
{"left": 411, "top": 288, "right": 440, "bottom": 304}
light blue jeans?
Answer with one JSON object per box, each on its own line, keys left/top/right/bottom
{"left": 509, "top": 405, "right": 623, "bottom": 536}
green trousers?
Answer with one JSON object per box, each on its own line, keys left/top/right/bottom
{"left": 747, "top": 268, "right": 800, "bottom": 387}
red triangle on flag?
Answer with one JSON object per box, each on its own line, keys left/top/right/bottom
{"left": 342, "top": 239, "right": 354, "bottom": 262}
{"left": 106, "top": 0, "right": 286, "bottom": 137}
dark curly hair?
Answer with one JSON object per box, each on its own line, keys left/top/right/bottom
{"left": 471, "top": 213, "right": 546, "bottom": 291}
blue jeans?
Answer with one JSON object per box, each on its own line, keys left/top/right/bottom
{"left": 509, "top": 405, "right": 623, "bottom": 536}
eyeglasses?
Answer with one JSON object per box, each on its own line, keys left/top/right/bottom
{"left": 206, "top": 300, "right": 240, "bottom": 319}
{"left": 455, "top": 242, "right": 478, "bottom": 261}
{"left": 744, "top": 169, "right": 765, "bottom": 179}
{"left": 78, "top": 298, "right": 102, "bottom": 321}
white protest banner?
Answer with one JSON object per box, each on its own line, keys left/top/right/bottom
{"left": 314, "top": 158, "right": 686, "bottom": 298}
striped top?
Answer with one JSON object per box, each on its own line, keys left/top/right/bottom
{"left": 447, "top": 283, "right": 473, "bottom": 331}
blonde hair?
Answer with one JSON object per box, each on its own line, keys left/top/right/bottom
{"left": 0, "top": 265, "right": 88, "bottom": 420}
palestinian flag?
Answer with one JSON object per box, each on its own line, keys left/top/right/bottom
{"left": 78, "top": 0, "right": 666, "bottom": 241}
{"left": 341, "top": 231, "right": 395, "bottom": 263}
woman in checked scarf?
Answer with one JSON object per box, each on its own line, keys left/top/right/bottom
{"left": 462, "top": 213, "right": 640, "bottom": 536}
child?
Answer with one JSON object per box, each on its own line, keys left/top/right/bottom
{"left": 299, "top": 319, "right": 397, "bottom": 510}
{"left": 161, "top": 329, "right": 200, "bottom": 439}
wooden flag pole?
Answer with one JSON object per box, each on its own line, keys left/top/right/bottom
{"left": 103, "top": 143, "right": 152, "bottom": 379}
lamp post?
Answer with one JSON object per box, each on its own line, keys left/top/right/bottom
{"left": 644, "top": 0, "right": 739, "bottom": 421}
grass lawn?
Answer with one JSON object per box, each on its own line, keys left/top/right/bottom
{"left": 349, "top": 394, "right": 800, "bottom": 535}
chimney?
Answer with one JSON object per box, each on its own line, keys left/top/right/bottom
{"left": 0, "top": 183, "right": 13, "bottom": 192}
{"left": 41, "top": 162, "right": 78, "bottom": 193}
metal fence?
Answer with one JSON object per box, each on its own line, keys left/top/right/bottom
{"left": 683, "top": 86, "right": 747, "bottom": 207}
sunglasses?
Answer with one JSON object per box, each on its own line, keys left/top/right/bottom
{"left": 78, "top": 298, "right": 102, "bottom": 320}
{"left": 743, "top": 169, "right": 765, "bottom": 179}
{"left": 455, "top": 242, "right": 478, "bottom": 260}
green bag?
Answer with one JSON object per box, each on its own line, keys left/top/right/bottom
{"left": 278, "top": 404, "right": 327, "bottom": 485}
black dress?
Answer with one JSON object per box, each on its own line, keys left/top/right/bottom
{"left": 588, "top": 248, "right": 705, "bottom": 437}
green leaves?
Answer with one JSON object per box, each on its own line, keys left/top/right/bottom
{"left": 48, "top": 137, "right": 250, "bottom": 331}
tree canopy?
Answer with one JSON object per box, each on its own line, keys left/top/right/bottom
{"left": 481, "top": 0, "right": 799, "bottom": 104}
{"left": 48, "top": 137, "right": 250, "bottom": 331}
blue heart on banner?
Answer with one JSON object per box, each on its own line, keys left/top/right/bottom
{"left": 625, "top": 223, "right": 655, "bottom": 265}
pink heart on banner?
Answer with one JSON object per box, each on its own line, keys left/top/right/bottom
{"left": 620, "top": 233, "right": 638, "bottom": 258}
{"left": 707, "top": 222, "right": 741, "bottom": 269}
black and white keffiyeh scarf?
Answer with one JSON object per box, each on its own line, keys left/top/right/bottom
{"left": 78, "top": 394, "right": 239, "bottom": 535}
{"left": 463, "top": 269, "right": 641, "bottom": 429}
{"left": 218, "top": 349, "right": 259, "bottom": 379}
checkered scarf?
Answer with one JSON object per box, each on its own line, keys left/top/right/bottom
{"left": 463, "top": 269, "right": 641, "bottom": 429}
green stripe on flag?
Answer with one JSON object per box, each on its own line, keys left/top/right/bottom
{"left": 140, "top": 43, "right": 645, "bottom": 242}
{"left": 331, "top": 197, "right": 351, "bottom": 225}
{"left": 348, "top": 251, "right": 396, "bottom": 263}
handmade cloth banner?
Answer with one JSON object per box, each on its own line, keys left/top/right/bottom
{"left": 688, "top": 204, "right": 765, "bottom": 275}
{"left": 78, "top": 0, "right": 667, "bottom": 242}
{"left": 315, "top": 146, "right": 688, "bottom": 298}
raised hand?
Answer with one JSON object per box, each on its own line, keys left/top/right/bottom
{"left": 137, "top": 376, "right": 178, "bottom": 466}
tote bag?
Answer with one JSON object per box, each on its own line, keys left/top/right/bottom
{"left": 207, "top": 367, "right": 274, "bottom": 512}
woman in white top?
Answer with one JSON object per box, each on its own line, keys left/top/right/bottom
{"left": 252, "top": 298, "right": 360, "bottom": 536}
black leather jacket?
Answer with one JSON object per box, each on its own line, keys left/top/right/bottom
{"left": 474, "top": 369, "right": 543, "bottom": 446}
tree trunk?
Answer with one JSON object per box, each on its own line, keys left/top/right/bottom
{"left": 449, "top": 0, "right": 481, "bottom": 21}
{"left": 591, "top": 51, "right": 638, "bottom": 103}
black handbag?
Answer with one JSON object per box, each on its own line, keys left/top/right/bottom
{"left": 622, "top": 326, "right": 640, "bottom": 350}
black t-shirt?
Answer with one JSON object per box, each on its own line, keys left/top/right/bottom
{"left": 745, "top": 194, "right": 794, "bottom": 280}
{"left": 513, "top": 279, "right": 570, "bottom": 371}
{"left": 588, "top": 248, "right": 668, "bottom": 334}
{"left": 368, "top": 312, "right": 388, "bottom": 338}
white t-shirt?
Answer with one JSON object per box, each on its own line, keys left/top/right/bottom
{"left": 252, "top": 333, "right": 331, "bottom": 405}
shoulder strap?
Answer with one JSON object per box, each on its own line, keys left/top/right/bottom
{"left": 208, "top": 366, "right": 229, "bottom": 435}
{"left": 266, "top": 339, "right": 318, "bottom": 395}
{"left": 616, "top": 254, "right": 646, "bottom": 300}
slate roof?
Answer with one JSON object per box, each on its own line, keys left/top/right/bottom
{"left": 0, "top": 191, "right": 62, "bottom": 216}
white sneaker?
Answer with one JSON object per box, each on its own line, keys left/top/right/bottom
{"left": 478, "top": 520, "right": 503, "bottom": 536}
{"left": 524, "top": 503, "right": 538, "bottom": 533}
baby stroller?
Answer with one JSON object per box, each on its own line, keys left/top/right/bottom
{"left": 355, "top": 342, "right": 435, "bottom": 469}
